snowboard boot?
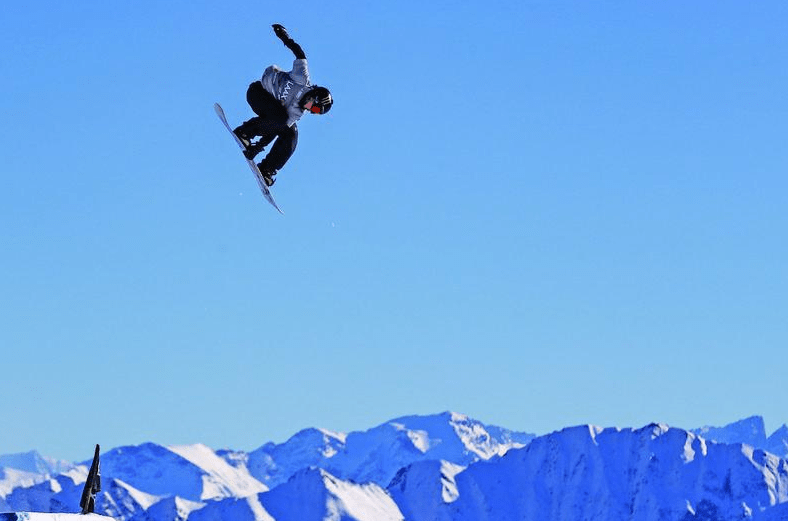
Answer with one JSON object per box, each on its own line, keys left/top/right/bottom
{"left": 259, "top": 166, "right": 277, "bottom": 187}
{"left": 242, "top": 133, "right": 276, "bottom": 160}
{"left": 233, "top": 128, "right": 252, "bottom": 148}
{"left": 243, "top": 140, "right": 266, "bottom": 160}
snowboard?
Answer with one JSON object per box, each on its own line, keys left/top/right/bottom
{"left": 214, "top": 102, "right": 283, "bottom": 214}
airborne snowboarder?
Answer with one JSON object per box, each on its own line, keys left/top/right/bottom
{"left": 232, "top": 24, "right": 333, "bottom": 187}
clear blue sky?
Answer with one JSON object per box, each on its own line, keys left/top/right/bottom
{"left": 1, "top": 0, "right": 786, "bottom": 462}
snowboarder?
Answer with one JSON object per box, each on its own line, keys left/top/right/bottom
{"left": 232, "top": 24, "right": 333, "bottom": 187}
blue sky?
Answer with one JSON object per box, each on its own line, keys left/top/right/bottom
{"left": 1, "top": 0, "right": 787, "bottom": 462}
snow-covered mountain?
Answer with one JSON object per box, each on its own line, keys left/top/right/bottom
{"left": 2, "top": 465, "right": 88, "bottom": 514}
{"left": 3, "top": 412, "right": 788, "bottom": 521}
{"left": 224, "top": 411, "right": 534, "bottom": 489}
{"left": 768, "top": 426, "right": 788, "bottom": 460}
{"left": 692, "top": 416, "right": 788, "bottom": 459}
{"left": 693, "top": 416, "right": 769, "bottom": 449}
{"left": 0, "top": 468, "right": 49, "bottom": 508}
{"left": 189, "top": 469, "right": 404, "bottom": 521}
{"left": 0, "top": 452, "right": 74, "bottom": 476}
{"left": 389, "top": 423, "right": 788, "bottom": 521}
{"left": 100, "top": 442, "right": 267, "bottom": 503}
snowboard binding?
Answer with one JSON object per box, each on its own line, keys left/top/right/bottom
{"left": 215, "top": 103, "right": 283, "bottom": 213}
{"left": 259, "top": 167, "right": 277, "bottom": 187}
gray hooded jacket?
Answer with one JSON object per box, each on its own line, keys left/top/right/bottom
{"left": 261, "top": 59, "right": 311, "bottom": 127}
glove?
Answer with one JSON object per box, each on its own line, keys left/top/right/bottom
{"left": 272, "top": 24, "right": 289, "bottom": 39}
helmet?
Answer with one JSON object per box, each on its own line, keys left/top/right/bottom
{"left": 302, "top": 86, "right": 333, "bottom": 114}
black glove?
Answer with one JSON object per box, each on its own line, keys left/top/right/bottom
{"left": 272, "top": 24, "right": 305, "bottom": 59}
{"left": 272, "top": 24, "right": 289, "bottom": 39}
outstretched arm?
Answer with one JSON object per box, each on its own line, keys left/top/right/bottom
{"left": 272, "top": 24, "right": 306, "bottom": 60}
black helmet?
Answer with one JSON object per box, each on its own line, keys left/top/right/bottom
{"left": 302, "top": 86, "right": 333, "bottom": 114}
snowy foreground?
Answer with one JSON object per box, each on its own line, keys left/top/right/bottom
{"left": 2, "top": 413, "right": 788, "bottom": 521}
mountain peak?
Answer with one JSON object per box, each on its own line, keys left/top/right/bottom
{"left": 0, "top": 450, "right": 74, "bottom": 475}
{"left": 767, "top": 425, "right": 788, "bottom": 459}
{"left": 383, "top": 411, "right": 534, "bottom": 460}
{"left": 243, "top": 411, "right": 535, "bottom": 490}
{"left": 101, "top": 442, "right": 265, "bottom": 502}
{"left": 641, "top": 422, "right": 671, "bottom": 438}
{"left": 693, "top": 416, "right": 768, "bottom": 447}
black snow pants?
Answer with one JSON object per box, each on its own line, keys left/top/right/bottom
{"left": 234, "top": 81, "right": 298, "bottom": 173}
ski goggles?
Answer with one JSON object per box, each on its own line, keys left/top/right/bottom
{"left": 306, "top": 94, "right": 332, "bottom": 114}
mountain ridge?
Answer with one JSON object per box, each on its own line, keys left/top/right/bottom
{"left": 3, "top": 412, "right": 788, "bottom": 521}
